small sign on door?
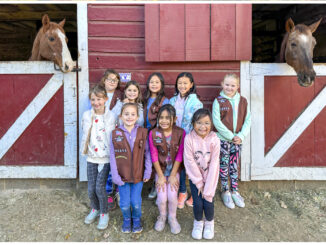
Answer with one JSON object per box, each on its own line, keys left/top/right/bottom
{"left": 119, "top": 73, "right": 131, "bottom": 83}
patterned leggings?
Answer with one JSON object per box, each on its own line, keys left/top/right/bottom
{"left": 87, "top": 162, "right": 110, "bottom": 213}
{"left": 219, "top": 141, "right": 242, "bottom": 192}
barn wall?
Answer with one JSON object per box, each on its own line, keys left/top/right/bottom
{"left": 87, "top": 4, "right": 241, "bottom": 108}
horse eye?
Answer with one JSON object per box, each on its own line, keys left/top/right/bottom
{"left": 49, "top": 37, "right": 55, "bottom": 42}
{"left": 291, "top": 43, "right": 297, "bottom": 47}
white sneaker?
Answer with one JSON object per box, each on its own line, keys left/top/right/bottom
{"left": 84, "top": 209, "right": 100, "bottom": 224}
{"left": 203, "top": 220, "right": 214, "bottom": 239}
{"left": 191, "top": 219, "right": 204, "bottom": 240}
{"left": 221, "top": 191, "right": 235, "bottom": 209}
{"left": 231, "top": 191, "right": 245, "bottom": 208}
{"left": 97, "top": 213, "right": 109, "bottom": 230}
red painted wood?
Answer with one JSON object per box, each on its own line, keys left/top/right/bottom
{"left": 265, "top": 76, "right": 317, "bottom": 167}
{"left": 211, "top": 4, "right": 236, "bottom": 61}
{"left": 88, "top": 53, "right": 240, "bottom": 70}
{"left": 90, "top": 70, "right": 238, "bottom": 86}
{"left": 0, "top": 75, "right": 64, "bottom": 166}
{"left": 236, "top": 4, "right": 252, "bottom": 60}
{"left": 88, "top": 5, "right": 144, "bottom": 21}
{"left": 145, "top": 4, "right": 160, "bottom": 62}
{"left": 314, "top": 78, "right": 326, "bottom": 166}
{"left": 185, "top": 4, "right": 210, "bottom": 61}
{"left": 88, "top": 23, "right": 144, "bottom": 38}
{"left": 159, "top": 4, "right": 185, "bottom": 61}
{"left": 88, "top": 38, "right": 144, "bottom": 53}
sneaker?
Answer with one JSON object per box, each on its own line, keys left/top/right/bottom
{"left": 185, "top": 196, "right": 193, "bottom": 207}
{"left": 191, "top": 219, "right": 204, "bottom": 240}
{"left": 168, "top": 216, "right": 181, "bottom": 234}
{"left": 154, "top": 215, "right": 167, "bottom": 232}
{"left": 97, "top": 213, "right": 109, "bottom": 230}
{"left": 177, "top": 192, "right": 188, "bottom": 209}
{"left": 148, "top": 186, "right": 157, "bottom": 199}
{"left": 121, "top": 218, "right": 131, "bottom": 233}
{"left": 221, "top": 191, "right": 235, "bottom": 209}
{"left": 107, "top": 195, "right": 116, "bottom": 211}
{"left": 84, "top": 209, "right": 100, "bottom": 224}
{"left": 231, "top": 191, "right": 245, "bottom": 208}
{"left": 203, "top": 220, "right": 214, "bottom": 239}
{"left": 132, "top": 218, "right": 143, "bottom": 233}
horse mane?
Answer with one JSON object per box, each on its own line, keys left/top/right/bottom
{"left": 279, "top": 32, "right": 289, "bottom": 62}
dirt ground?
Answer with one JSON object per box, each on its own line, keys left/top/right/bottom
{"left": 1, "top": 182, "right": 326, "bottom": 242}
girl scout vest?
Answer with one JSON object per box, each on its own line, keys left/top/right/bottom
{"left": 144, "top": 96, "right": 166, "bottom": 129}
{"left": 112, "top": 127, "right": 148, "bottom": 183}
{"left": 110, "top": 89, "right": 122, "bottom": 110}
{"left": 216, "top": 95, "right": 248, "bottom": 133}
{"left": 151, "top": 125, "right": 184, "bottom": 173}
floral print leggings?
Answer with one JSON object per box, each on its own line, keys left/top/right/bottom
{"left": 219, "top": 140, "right": 242, "bottom": 192}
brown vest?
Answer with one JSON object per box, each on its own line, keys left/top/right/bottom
{"left": 217, "top": 96, "right": 248, "bottom": 133}
{"left": 144, "top": 96, "right": 166, "bottom": 129}
{"left": 151, "top": 125, "right": 184, "bottom": 174}
{"left": 112, "top": 127, "right": 148, "bottom": 183}
{"left": 110, "top": 89, "right": 122, "bottom": 110}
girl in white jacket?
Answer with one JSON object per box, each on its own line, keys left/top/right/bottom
{"left": 81, "top": 84, "right": 116, "bottom": 230}
{"left": 184, "top": 108, "right": 220, "bottom": 240}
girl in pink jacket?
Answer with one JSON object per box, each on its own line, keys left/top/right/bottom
{"left": 183, "top": 108, "right": 220, "bottom": 240}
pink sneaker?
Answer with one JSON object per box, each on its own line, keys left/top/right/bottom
{"left": 168, "top": 216, "right": 181, "bottom": 234}
{"left": 177, "top": 192, "right": 188, "bottom": 209}
{"left": 186, "top": 196, "right": 193, "bottom": 207}
{"left": 154, "top": 215, "right": 167, "bottom": 232}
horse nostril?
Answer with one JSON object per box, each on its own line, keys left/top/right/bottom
{"left": 65, "top": 64, "right": 69, "bottom": 71}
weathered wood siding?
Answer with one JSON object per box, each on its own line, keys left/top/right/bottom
{"left": 87, "top": 4, "right": 247, "bottom": 108}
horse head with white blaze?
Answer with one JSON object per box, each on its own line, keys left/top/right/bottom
{"left": 280, "top": 18, "right": 322, "bottom": 87}
{"left": 29, "top": 14, "right": 74, "bottom": 73}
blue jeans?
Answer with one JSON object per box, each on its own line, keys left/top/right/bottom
{"left": 178, "top": 168, "right": 187, "bottom": 193}
{"left": 119, "top": 182, "right": 143, "bottom": 219}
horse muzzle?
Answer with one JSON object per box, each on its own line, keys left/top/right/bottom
{"left": 297, "top": 72, "right": 315, "bottom": 87}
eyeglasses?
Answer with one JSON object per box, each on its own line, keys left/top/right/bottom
{"left": 106, "top": 78, "right": 118, "bottom": 84}
{"left": 195, "top": 121, "right": 211, "bottom": 127}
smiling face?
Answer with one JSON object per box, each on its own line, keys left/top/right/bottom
{"left": 193, "top": 115, "right": 212, "bottom": 138}
{"left": 177, "top": 76, "right": 193, "bottom": 97}
{"left": 120, "top": 105, "right": 139, "bottom": 128}
{"left": 90, "top": 93, "right": 107, "bottom": 114}
{"left": 221, "top": 76, "right": 239, "bottom": 98}
{"left": 125, "top": 84, "right": 139, "bottom": 102}
{"left": 104, "top": 73, "right": 119, "bottom": 93}
{"left": 158, "top": 110, "right": 174, "bottom": 131}
{"left": 149, "top": 75, "right": 162, "bottom": 96}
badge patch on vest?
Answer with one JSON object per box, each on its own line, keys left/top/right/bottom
{"left": 115, "top": 135, "right": 124, "bottom": 142}
{"left": 220, "top": 107, "right": 230, "bottom": 111}
{"left": 154, "top": 131, "right": 163, "bottom": 144}
{"left": 116, "top": 131, "right": 123, "bottom": 136}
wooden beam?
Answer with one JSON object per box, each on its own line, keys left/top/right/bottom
{"left": 0, "top": 11, "right": 76, "bottom": 21}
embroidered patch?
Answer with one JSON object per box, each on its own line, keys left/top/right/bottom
{"left": 116, "top": 155, "right": 127, "bottom": 160}
{"left": 156, "top": 131, "right": 162, "bottom": 138}
{"left": 116, "top": 131, "right": 122, "bottom": 136}
{"left": 115, "top": 135, "right": 124, "bottom": 142}
{"left": 115, "top": 149, "right": 127, "bottom": 153}
{"left": 154, "top": 137, "right": 162, "bottom": 144}
{"left": 220, "top": 107, "right": 230, "bottom": 111}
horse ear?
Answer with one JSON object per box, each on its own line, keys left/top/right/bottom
{"left": 59, "top": 18, "right": 66, "bottom": 28}
{"left": 309, "top": 18, "right": 322, "bottom": 33}
{"left": 285, "top": 18, "right": 295, "bottom": 33}
{"left": 42, "top": 14, "right": 50, "bottom": 32}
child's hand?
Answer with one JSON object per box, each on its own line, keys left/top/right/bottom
{"left": 156, "top": 175, "right": 166, "bottom": 193}
{"left": 143, "top": 178, "right": 149, "bottom": 183}
{"left": 198, "top": 187, "right": 203, "bottom": 196}
{"left": 232, "top": 136, "right": 242, "bottom": 145}
{"left": 168, "top": 175, "right": 179, "bottom": 192}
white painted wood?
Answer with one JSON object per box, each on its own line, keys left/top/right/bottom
{"left": 240, "top": 61, "right": 251, "bottom": 181}
{"left": 265, "top": 86, "right": 326, "bottom": 167}
{"left": 77, "top": 3, "right": 89, "bottom": 181}
{"left": 0, "top": 61, "right": 61, "bottom": 74}
{"left": 0, "top": 62, "right": 77, "bottom": 179}
{"left": 250, "top": 63, "right": 326, "bottom": 180}
{"left": 0, "top": 74, "right": 63, "bottom": 159}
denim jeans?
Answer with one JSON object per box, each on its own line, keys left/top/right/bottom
{"left": 189, "top": 180, "right": 214, "bottom": 221}
{"left": 178, "top": 168, "right": 187, "bottom": 193}
{"left": 119, "top": 182, "right": 143, "bottom": 219}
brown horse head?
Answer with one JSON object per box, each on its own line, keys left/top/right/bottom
{"left": 29, "top": 14, "right": 74, "bottom": 73}
{"left": 280, "top": 18, "right": 322, "bottom": 87}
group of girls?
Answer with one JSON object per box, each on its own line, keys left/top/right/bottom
{"left": 81, "top": 69, "right": 251, "bottom": 240}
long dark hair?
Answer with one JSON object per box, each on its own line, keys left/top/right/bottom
{"left": 157, "top": 104, "right": 176, "bottom": 129}
{"left": 191, "top": 108, "right": 213, "bottom": 132}
{"left": 144, "top": 72, "right": 166, "bottom": 107}
{"left": 174, "top": 72, "right": 198, "bottom": 99}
